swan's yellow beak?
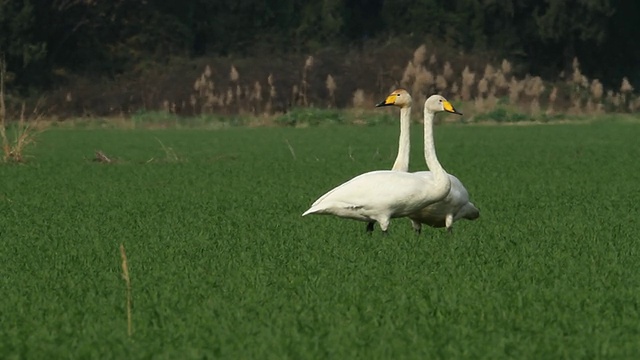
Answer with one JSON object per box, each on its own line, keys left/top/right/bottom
{"left": 443, "top": 101, "right": 463, "bottom": 115}
{"left": 375, "top": 94, "right": 396, "bottom": 107}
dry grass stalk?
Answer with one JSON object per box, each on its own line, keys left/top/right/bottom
{"left": 435, "top": 75, "right": 447, "bottom": 91}
{"left": 161, "top": 100, "right": 170, "bottom": 113}
{"left": 192, "top": 65, "right": 216, "bottom": 113}
{"left": 461, "top": 66, "right": 475, "bottom": 101}
{"left": 120, "top": 243, "right": 133, "bottom": 337}
{"left": 571, "top": 58, "right": 581, "bottom": 82}
{"left": 608, "top": 90, "right": 621, "bottom": 107}
{"left": 401, "top": 61, "right": 416, "bottom": 87}
{"left": 477, "top": 78, "right": 488, "bottom": 97}
{"left": 156, "top": 138, "right": 180, "bottom": 162}
{"left": 567, "top": 58, "right": 588, "bottom": 112}
{"left": 326, "top": 74, "right": 336, "bottom": 108}
{"left": 1, "top": 101, "right": 43, "bottom": 163}
{"left": 590, "top": 79, "right": 604, "bottom": 100}
{"left": 450, "top": 81, "right": 459, "bottom": 96}
{"left": 485, "top": 92, "right": 498, "bottom": 109}
{"left": 524, "top": 76, "right": 545, "bottom": 98}
{"left": 589, "top": 79, "right": 604, "bottom": 113}
{"left": 429, "top": 54, "right": 437, "bottom": 66}
{"left": 352, "top": 89, "right": 366, "bottom": 108}
{"left": 0, "top": 56, "right": 7, "bottom": 159}
{"left": 305, "top": 55, "right": 314, "bottom": 69}
{"left": 266, "top": 74, "right": 276, "bottom": 113}
{"left": 547, "top": 86, "right": 558, "bottom": 114}
{"left": 501, "top": 59, "right": 512, "bottom": 75}
{"left": 402, "top": 45, "right": 429, "bottom": 91}
{"left": 94, "top": 150, "right": 112, "bottom": 163}
{"left": 291, "top": 84, "right": 299, "bottom": 106}
{"left": 549, "top": 86, "right": 557, "bottom": 103}
{"left": 226, "top": 65, "right": 242, "bottom": 112}
{"left": 443, "top": 61, "right": 453, "bottom": 80}
{"left": 493, "top": 70, "right": 508, "bottom": 91}
{"left": 630, "top": 97, "right": 640, "bottom": 112}
{"left": 300, "top": 56, "right": 314, "bottom": 106}
{"left": 620, "top": 77, "right": 634, "bottom": 93}
{"left": 619, "top": 77, "right": 634, "bottom": 111}
{"left": 569, "top": 97, "right": 583, "bottom": 114}
{"left": 412, "top": 67, "right": 434, "bottom": 98}
{"left": 225, "top": 88, "right": 233, "bottom": 106}
{"left": 413, "top": 45, "right": 427, "bottom": 66}
{"left": 268, "top": 74, "right": 276, "bottom": 97}
{"left": 483, "top": 64, "right": 496, "bottom": 82}
{"left": 251, "top": 81, "right": 262, "bottom": 113}
{"left": 474, "top": 97, "right": 487, "bottom": 113}
{"left": 571, "top": 62, "right": 588, "bottom": 88}
{"left": 530, "top": 98, "right": 541, "bottom": 114}
{"left": 508, "top": 77, "right": 523, "bottom": 105}
{"left": 230, "top": 65, "right": 239, "bottom": 82}
{"left": 284, "top": 139, "right": 296, "bottom": 160}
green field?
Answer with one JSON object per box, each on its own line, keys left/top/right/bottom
{"left": 1, "top": 120, "right": 640, "bottom": 358}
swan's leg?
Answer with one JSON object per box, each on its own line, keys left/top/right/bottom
{"left": 410, "top": 219, "right": 422, "bottom": 235}
{"left": 365, "top": 221, "right": 375, "bottom": 234}
{"left": 378, "top": 218, "right": 391, "bottom": 235}
{"left": 445, "top": 214, "right": 454, "bottom": 235}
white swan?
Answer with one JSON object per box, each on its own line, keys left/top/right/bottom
{"left": 375, "top": 89, "right": 479, "bottom": 234}
{"left": 302, "top": 94, "right": 459, "bottom": 233}
{"left": 408, "top": 172, "right": 479, "bottom": 233}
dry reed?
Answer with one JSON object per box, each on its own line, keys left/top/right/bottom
{"left": 120, "top": 243, "right": 133, "bottom": 337}
{"left": 0, "top": 58, "right": 42, "bottom": 163}
{"left": 326, "top": 74, "right": 336, "bottom": 108}
{"left": 114, "top": 44, "right": 640, "bottom": 121}
{"left": 352, "top": 89, "right": 366, "bottom": 108}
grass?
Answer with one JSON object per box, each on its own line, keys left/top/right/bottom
{"left": 1, "top": 118, "right": 640, "bottom": 358}
{"left": 48, "top": 108, "right": 399, "bottom": 130}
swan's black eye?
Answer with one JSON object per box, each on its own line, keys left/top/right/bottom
{"left": 396, "top": 94, "right": 400, "bottom": 96}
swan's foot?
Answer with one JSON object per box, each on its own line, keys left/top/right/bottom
{"left": 381, "top": 230, "right": 389, "bottom": 236}
{"left": 365, "top": 222, "right": 375, "bottom": 234}
{"left": 446, "top": 227, "right": 453, "bottom": 235}
{"left": 414, "top": 227, "right": 421, "bottom": 235}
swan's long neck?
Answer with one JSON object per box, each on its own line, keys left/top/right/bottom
{"left": 391, "top": 106, "right": 411, "bottom": 172}
{"left": 423, "top": 107, "right": 451, "bottom": 199}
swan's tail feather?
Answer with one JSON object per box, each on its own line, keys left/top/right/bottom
{"left": 302, "top": 202, "right": 363, "bottom": 217}
{"left": 302, "top": 206, "right": 321, "bottom": 216}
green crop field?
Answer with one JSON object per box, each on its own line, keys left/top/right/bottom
{"left": 1, "top": 119, "right": 640, "bottom": 358}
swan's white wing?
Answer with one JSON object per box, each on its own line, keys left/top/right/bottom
{"left": 303, "top": 170, "right": 437, "bottom": 219}
{"left": 311, "top": 170, "right": 410, "bottom": 207}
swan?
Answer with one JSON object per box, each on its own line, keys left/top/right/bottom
{"left": 302, "top": 94, "right": 460, "bottom": 233}
{"left": 375, "top": 89, "right": 480, "bottom": 234}
{"left": 408, "top": 172, "right": 480, "bottom": 233}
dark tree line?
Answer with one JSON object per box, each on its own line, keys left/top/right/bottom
{"left": 0, "top": 0, "right": 637, "bottom": 92}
